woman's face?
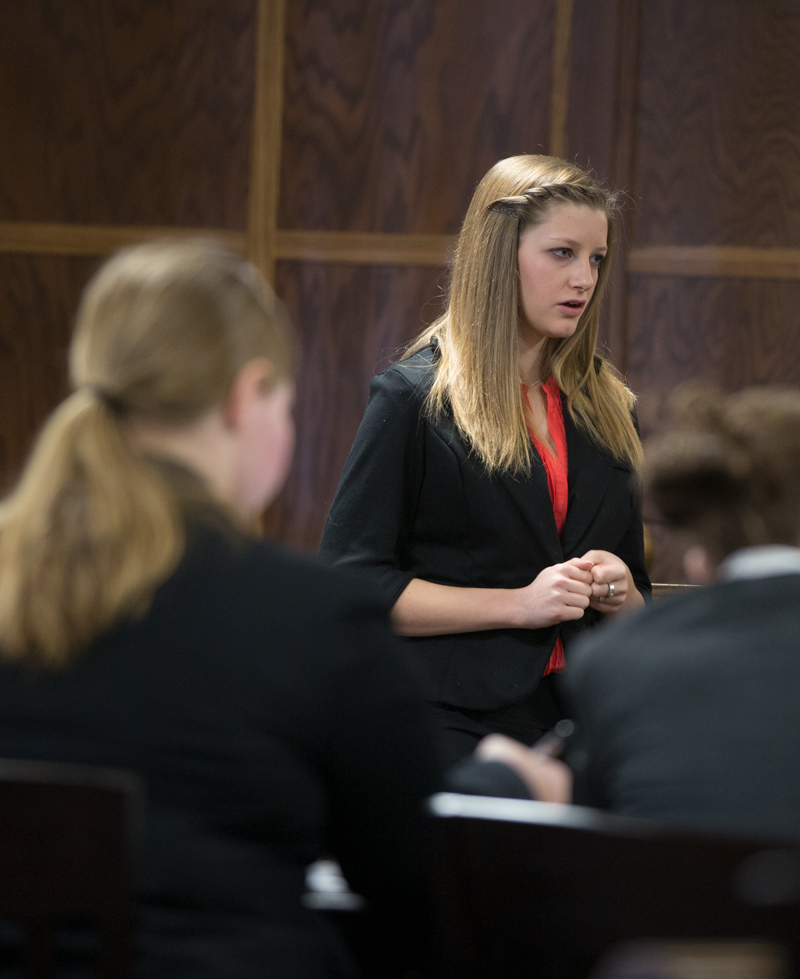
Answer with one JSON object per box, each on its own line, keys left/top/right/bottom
{"left": 516, "top": 203, "right": 609, "bottom": 346}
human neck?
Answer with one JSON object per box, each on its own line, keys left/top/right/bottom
{"left": 125, "top": 411, "right": 239, "bottom": 512}
{"left": 518, "top": 330, "right": 547, "bottom": 387}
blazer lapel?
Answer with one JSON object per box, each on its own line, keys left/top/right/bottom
{"left": 561, "top": 397, "right": 614, "bottom": 556}
{"left": 497, "top": 447, "right": 564, "bottom": 563}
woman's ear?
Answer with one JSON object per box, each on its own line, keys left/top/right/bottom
{"left": 223, "top": 358, "right": 274, "bottom": 430}
{"left": 683, "top": 544, "right": 715, "bottom": 585}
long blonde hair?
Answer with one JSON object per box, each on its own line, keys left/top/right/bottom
{"left": 406, "top": 154, "right": 642, "bottom": 474}
{"left": 0, "top": 241, "right": 295, "bottom": 669}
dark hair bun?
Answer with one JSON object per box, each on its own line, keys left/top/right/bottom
{"left": 645, "top": 385, "right": 800, "bottom": 530}
{"left": 648, "top": 430, "right": 752, "bottom": 526}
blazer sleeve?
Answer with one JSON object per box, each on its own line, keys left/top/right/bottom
{"left": 319, "top": 365, "right": 428, "bottom": 611}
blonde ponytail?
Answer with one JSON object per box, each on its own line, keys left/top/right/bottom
{"left": 0, "top": 240, "right": 295, "bottom": 668}
{"left": 0, "top": 390, "right": 182, "bottom": 668}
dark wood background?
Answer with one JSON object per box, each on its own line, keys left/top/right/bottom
{"left": 2, "top": 0, "right": 800, "bottom": 582}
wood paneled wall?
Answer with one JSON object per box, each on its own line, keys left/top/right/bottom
{"left": 2, "top": 0, "right": 800, "bottom": 581}
{"left": 0, "top": 0, "right": 257, "bottom": 491}
{"left": 272, "top": 0, "right": 556, "bottom": 547}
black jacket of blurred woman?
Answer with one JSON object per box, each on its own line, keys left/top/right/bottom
{"left": 481, "top": 386, "right": 800, "bottom": 843}
{"left": 321, "top": 155, "right": 651, "bottom": 766}
{"left": 0, "top": 242, "right": 454, "bottom": 979}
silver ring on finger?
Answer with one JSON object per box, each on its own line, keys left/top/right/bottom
{"left": 607, "top": 581, "right": 615, "bottom": 599}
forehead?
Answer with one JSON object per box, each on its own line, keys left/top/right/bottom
{"left": 521, "top": 202, "right": 609, "bottom": 245}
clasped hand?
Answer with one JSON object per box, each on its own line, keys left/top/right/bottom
{"left": 512, "top": 549, "right": 629, "bottom": 629}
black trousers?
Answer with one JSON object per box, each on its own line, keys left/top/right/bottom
{"left": 431, "top": 674, "right": 564, "bottom": 768}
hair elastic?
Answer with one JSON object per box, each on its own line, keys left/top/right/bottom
{"left": 86, "top": 385, "right": 127, "bottom": 415}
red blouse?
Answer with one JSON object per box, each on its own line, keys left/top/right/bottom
{"left": 523, "top": 377, "right": 569, "bottom": 675}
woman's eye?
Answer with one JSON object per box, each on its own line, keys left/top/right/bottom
{"left": 552, "top": 248, "right": 571, "bottom": 258}
{"left": 591, "top": 253, "right": 606, "bottom": 267}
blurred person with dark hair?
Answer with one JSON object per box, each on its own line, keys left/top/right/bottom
{"left": 0, "top": 241, "right": 450, "bottom": 979}
{"left": 478, "top": 385, "right": 800, "bottom": 841}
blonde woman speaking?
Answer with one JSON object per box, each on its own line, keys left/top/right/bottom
{"left": 321, "top": 155, "right": 651, "bottom": 765}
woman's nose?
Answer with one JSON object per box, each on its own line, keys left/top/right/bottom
{"left": 570, "top": 258, "right": 595, "bottom": 290}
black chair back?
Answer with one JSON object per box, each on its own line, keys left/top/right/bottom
{"left": 427, "top": 793, "right": 800, "bottom": 979}
{"left": 0, "top": 758, "right": 144, "bottom": 979}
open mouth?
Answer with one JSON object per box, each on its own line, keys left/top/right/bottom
{"left": 561, "top": 300, "right": 584, "bottom": 308}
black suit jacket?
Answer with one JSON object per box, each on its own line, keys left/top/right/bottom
{"left": 565, "top": 573, "right": 800, "bottom": 842}
{"left": 320, "top": 344, "right": 650, "bottom": 711}
{"left": 0, "top": 514, "right": 444, "bottom": 979}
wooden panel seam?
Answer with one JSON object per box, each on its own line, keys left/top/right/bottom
{"left": 0, "top": 222, "right": 248, "bottom": 256}
{"left": 247, "top": 0, "right": 286, "bottom": 285}
{"left": 606, "top": 0, "right": 643, "bottom": 376}
{"left": 0, "top": 224, "right": 455, "bottom": 266}
{"left": 628, "top": 246, "right": 800, "bottom": 280}
{"left": 550, "top": 0, "right": 574, "bottom": 158}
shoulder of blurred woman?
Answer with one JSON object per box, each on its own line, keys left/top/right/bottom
{"left": 163, "top": 514, "right": 395, "bottom": 652}
{"left": 145, "top": 456, "right": 405, "bottom": 679}
{"left": 175, "top": 513, "right": 387, "bottom": 612}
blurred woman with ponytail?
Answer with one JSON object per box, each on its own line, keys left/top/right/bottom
{"left": 0, "top": 241, "right": 441, "bottom": 978}
{"left": 321, "top": 155, "right": 650, "bottom": 765}
{"left": 0, "top": 239, "right": 296, "bottom": 666}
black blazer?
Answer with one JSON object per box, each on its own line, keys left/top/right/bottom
{"left": 565, "top": 572, "right": 800, "bottom": 842}
{"left": 320, "top": 344, "right": 650, "bottom": 711}
{"left": 0, "top": 513, "right": 443, "bottom": 979}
